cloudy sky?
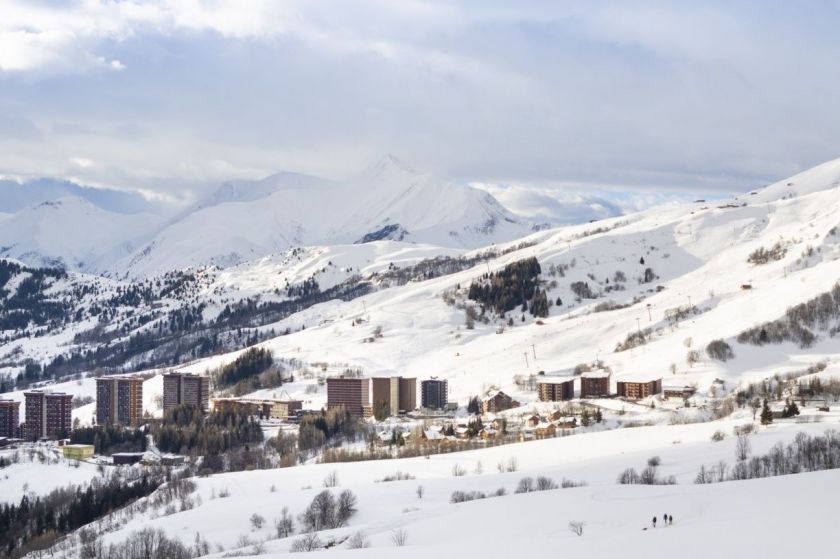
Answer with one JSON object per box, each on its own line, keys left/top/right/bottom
{"left": 1, "top": 0, "right": 840, "bottom": 209}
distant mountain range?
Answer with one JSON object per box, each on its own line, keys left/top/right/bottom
{"left": 0, "top": 156, "right": 549, "bottom": 277}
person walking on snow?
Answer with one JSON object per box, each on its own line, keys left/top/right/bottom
{"left": 669, "top": 515, "right": 673, "bottom": 525}
{"left": 652, "top": 516, "right": 657, "bottom": 528}
{"left": 663, "top": 512, "right": 668, "bottom": 526}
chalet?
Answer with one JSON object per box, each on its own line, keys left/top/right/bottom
{"left": 481, "top": 391, "right": 520, "bottom": 413}
{"left": 617, "top": 378, "right": 662, "bottom": 400}
{"left": 533, "top": 422, "right": 556, "bottom": 438}
{"left": 422, "top": 429, "right": 445, "bottom": 442}
{"left": 525, "top": 414, "right": 542, "bottom": 427}
{"left": 479, "top": 427, "right": 499, "bottom": 440}
{"left": 553, "top": 416, "right": 577, "bottom": 429}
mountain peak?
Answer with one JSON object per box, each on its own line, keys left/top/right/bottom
{"left": 362, "top": 154, "right": 419, "bottom": 181}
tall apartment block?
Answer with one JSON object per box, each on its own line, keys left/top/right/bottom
{"left": 162, "top": 372, "right": 210, "bottom": 413}
{"left": 371, "top": 376, "right": 417, "bottom": 416}
{"left": 420, "top": 378, "right": 448, "bottom": 410}
{"left": 326, "top": 377, "right": 371, "bottom": 418}
{"left": 0, "top": 399, "right": 21, "bottom": 438}
{"left": 24, "top": 391, "right": 73, "bottom": 440}
{"left": 96, "top": 375, "right": 144, "bottom": 427}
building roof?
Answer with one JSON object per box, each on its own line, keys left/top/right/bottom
{"left": 580, "top": 371, "right": 610, "bottom": 379}
{"left": 423, "top": 429, "right": 444, "bottom": 440}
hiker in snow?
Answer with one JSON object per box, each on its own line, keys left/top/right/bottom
{"left": 663, "top": 512, "right": 668, "bottom": 526}
{"left": 652, "top": 516, "right": 657, "bottom": 528}
{"left": 669, "top": 515, "right": 673, "bottom": 525}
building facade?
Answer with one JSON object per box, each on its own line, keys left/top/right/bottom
{"left": 420, "top": 378, "right": 448, "bottom": 409}
{"left": 326, "top": 377, "right": 371, "bottom": 418}
{"left": 0, "top": 399, "right": 20, "bottom": 438}
{"left": 579, "top": 372, "right": 611, "bottom": 399}
{"left": 24, "top": 391, "right": 73, "bottom": 440}
{"left": 62, "top": 444, "right": 94, "bottom": 460}
{"left": 96, "top": 375, "right": 144, "bottom": 427}
{"left": 213, "top": 398, "right": 303, "bottom": 420}
{"left": 371, "top": 377, "right": 416, "bottom": 416}
{"left": 617, "top": 378, "right": 662, "bottom": 400}
{"left": 481, "top": 391, "right": 520, "bottom": 414}
{"left": 162, "top": 372, "right": 210, "bottom": 414}
{"left": 537, "top": 379, "right": 575, "bottom": 402}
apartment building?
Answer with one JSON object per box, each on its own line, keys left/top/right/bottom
{"left": 617, "top": 378, "right": 662, "bottom": 400}
{"left": 24, "top": 391, "right": 73, "bottom": 440}
{"left": 326, "top": 377, "right": 371, "bottom": 418}
{"left": 96, "top": 375, "right": 144, "bottom": 427}
{"left": 579, "top": 371, "right": 611, "bottom": 398}
{"left": 420, "top": 378, "right": 448, "bottom": 410}
{"left": 0, "top": 399, "right": 20, "bottom": 438}
{"left": 371, "top": 376, "right": 417, "bottom": 416}
{"left": 537, "top": 378, "right": 575, "bottom": 402}
{"left": 162, "top": 372, "right": 210, "bottom": 413}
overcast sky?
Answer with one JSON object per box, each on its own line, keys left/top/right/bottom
{"left": 1, "top": 0, "right": 840, "bottom": 205}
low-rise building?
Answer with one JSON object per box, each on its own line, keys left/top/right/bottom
{"left": 213, "top": 397, "right": 303, "bottom": 420}
{"left": 62, "top": 444, "right": 94, "bottom": 460}
{"left": 112, "top": 452, "right": 144, "bottom": 465}
{"left": 161, "top": 454, "right": 186, "bottom": 467}
{"left": 663, "top": 385, "right": 697, "bottom": 400}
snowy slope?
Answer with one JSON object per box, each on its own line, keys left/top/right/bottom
{"left": 163, "top": 156, "right": 840, "bottom": 410}
{"left": 66, "top": 412, "right": 840, "bottom": 558}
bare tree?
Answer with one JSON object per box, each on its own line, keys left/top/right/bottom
{"left": 391, "top": 529, "right": 408, "bottom": 547}
{"left": 568, "top": 521, "right": 586, "bottom": 536}
{"left": 323, "top": 471, "right": 339, "bottom": 488}
{"left": 735, "top": 433, "right": 751, "bottom": 462}
{"left": 515, "top": 476, "right": 535, "bottom": 493}
{"left": 416, "top": 485, "right": 425, "bottom": 499}
{"left": 336, "top": 490, "right": 358, "bottom": 526}
{"left": 451, "top": 463, "right": 466, "bottom": 477}
{"left": 290, "top": 532, "right": 322, "bottom": 553}
{"left": 346, "top": 531, "right": 370, "bottom": 549}
{"left": 275, "top": 506, "right": 295, "bottom": 538}
{"left": 250, "top": 513, "right": 266, "bottom": 530}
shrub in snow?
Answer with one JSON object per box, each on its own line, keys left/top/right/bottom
{"left": 706, "top": 339, "right": 734, "bottom": 361}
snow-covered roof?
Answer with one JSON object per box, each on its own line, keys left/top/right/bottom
{"left": 581, "top": 371, "right": 610, "bottom": 379}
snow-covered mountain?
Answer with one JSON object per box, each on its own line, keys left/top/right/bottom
{"left": 0, "top": 196, "right": 163, "bottom": 272}
{"left": 0, "top": 156, "right": 545, "bottom": 277}
{"left": 113, "top": 155, "right": 538, "bottom": 278}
